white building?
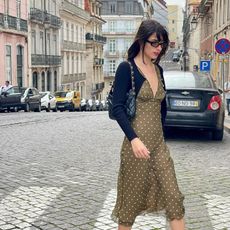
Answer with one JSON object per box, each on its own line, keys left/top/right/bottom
{"left": 59, "top": 0, "right": 90, "bottom": 98}
{"left": 152, "top": 0, "right": 168, "bottom": 28}
{"left": 28, "top": 0, "right": 62, "bottom": 92}
{"left": 101, "top": 0, "right": 144, "bottom": 98}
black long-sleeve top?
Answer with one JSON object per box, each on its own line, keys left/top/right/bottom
{"left": 112, "top": 59, "right": 167, "bottom": 141}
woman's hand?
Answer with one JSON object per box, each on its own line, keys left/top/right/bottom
{"left": 130, "top": 138, "right": 150, "bottom": 159}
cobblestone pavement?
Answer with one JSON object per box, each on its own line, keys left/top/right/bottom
{"left": 0, "top": 111, "right": 230, "bottom": 230}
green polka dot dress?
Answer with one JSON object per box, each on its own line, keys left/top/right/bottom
{"left": 111, "top": 66, "right": 185, "bottom": 226}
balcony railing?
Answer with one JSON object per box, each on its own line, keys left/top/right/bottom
{"left": 104, "top": 50, "right": 120, "bottom": 57}
{"left": 103, "top": 71, "right": 115, "bottom": 77}
{"left": 62, "top": 0, "right": 90, "bottom": 21}
{"left": 95, "top": 82, "right": 105, "bottom": 90}
{"left": 94, "top": 58, "right": 104, "bottom": 65}
{"left": 30, "top": 8, "right": 61, "bottom": 28}
{"left": 62, "top": 40, "right": 86, "bottom": 51}
{"left": 0, "top": 13, "right": 28, "bottom": 32}
{"left": 62, "top": 73, "right": 86, "bottom": 84}
{"left": 85, "top": 33, "right": 107, "bottom": 44}
{"left": 31, "top": 54, "right": 61, "bottom": 66}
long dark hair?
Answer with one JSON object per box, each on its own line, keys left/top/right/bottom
{"left": 127, "top": 20, "right": 169, "bottom": 64}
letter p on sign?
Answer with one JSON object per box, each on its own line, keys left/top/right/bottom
{"left": 200, "top": 60, "right": 211, "bottom": 72}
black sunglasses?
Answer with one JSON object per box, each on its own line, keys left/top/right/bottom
{"left": 146, "top": 40, "right": 166, "bottom": 48}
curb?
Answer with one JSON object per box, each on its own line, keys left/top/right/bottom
{"left": 224, "top": 123, "right": 230, "bottom": 134}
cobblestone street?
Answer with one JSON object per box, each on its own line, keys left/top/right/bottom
{"left": 0, "top": 112, "right": 230, "bottom": 230}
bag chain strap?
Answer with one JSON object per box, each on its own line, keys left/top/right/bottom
{"left": 127, "top": 61, "right": 135, "bottom": 92}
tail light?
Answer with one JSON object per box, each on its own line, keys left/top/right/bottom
{"left": 208, "top": 95, "right": 222, "bottom": 110}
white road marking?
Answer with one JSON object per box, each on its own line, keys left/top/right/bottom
{"left": 0, "top": 186, "right": 63, "bottom": 228}
{"left": 203, "top": 194, "right": 230, "bottom": 230}
{"left": 93, "top": 189, "right": 167, "bottom": 230}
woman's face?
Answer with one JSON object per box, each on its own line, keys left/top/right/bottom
{"left": 143, "top": 33, "right": 164, "bottom": 60}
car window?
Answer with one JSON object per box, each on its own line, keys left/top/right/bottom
{"left": 66, "top": 92, "right": 73, "bottom": 98}
{"left": 54, "top": 92, "right": 67, "bottom": 98}
{"left": 5, "top": 87, "right": 20, "bottom": 94}
{"left": 32, "top": 89, "right": 38, "bottom": 95}
{"left": 40, "top": 92, "right": 47, "bottom": 98}
{"left": 164, "top": 72, "right": 213, "bottom": 89}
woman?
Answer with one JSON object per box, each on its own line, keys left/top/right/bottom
{"left": 111, "top": 20, "right": 185, "bottom": 230}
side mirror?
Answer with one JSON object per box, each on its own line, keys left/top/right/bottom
{"left": 218, "top": 88, "right": 223, "bottom": 94}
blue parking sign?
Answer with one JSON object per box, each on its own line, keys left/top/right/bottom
{"left": 200, "top": 60, "right": 211, "bottom": 72}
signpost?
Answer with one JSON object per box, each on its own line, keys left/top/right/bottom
{"left": 215, "top": 38, "right": 230, "bottom": 102}
{"left": 200, "top": 60, "right": 211, "bottom": 72}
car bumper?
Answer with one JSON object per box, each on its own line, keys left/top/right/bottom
{"left": 56, "top": 102, "right": 71, "bottom": 110}
{"left": 164, "top": 110, "right": 224, "bottom": 130}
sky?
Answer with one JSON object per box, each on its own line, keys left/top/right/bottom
{"left": 166, "top": 0, "right": 186, "bottom": 7}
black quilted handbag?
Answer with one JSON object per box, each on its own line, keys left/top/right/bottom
{"left": 108, "top": 61, "right": 136, "bottom": 120}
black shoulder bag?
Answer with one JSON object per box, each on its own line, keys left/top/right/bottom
{"left": 108, "top": 61, "right": 136, "bottom": 120}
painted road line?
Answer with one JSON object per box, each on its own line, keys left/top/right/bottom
{"left": 0, "top": 186, "right": 63, "bottom": 228}
{"left": 93, "top": 189, "right": 166, "bottom": 230}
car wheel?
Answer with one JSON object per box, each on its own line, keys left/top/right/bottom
{"left": 212, "top": 128, "right": 224, "bottom": 141}
{"left": 52, "top": 105, "right": 58, "bottom": 112}
{"left": 46, "top": 104, "right": 51, "bottom": 112}
{"left": 35, "top": 104, "right": 41, "bottom": 112}
{"left": 24, "top": 103, "right": 30, "bottom": 112}
{"left": 69, "top": 103, "right": 74, "bottom": 112}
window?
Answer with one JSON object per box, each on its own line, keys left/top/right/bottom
{"left": 72, "top": 55, "right": 74, "bottom": 73}
{"left": 126, "top": 21, "right": 133, "bottom": 32}
{"left": 67, "top": 55, "right": 69, "bottom": 74}
{"left": 66, "top": 22, "right": 69, "bottom": 40}
{"left": 40, "top": 31, "right": 44, "bottom": 54}
{"left": 5, "top": 45, "right": 12, "bottom": 82}
{"left": 31, "top": 30, "right": 36, "bottom": 54}
{"left": 109, "top": 3, "right": 116, "bottom": 13}
{"left": 125, "top": 2, "right": 132, "bottom": 14}
{"left": 109, "top": 21, "right": 116, "bottom": 32}
{"left": 109, "top": 60, "right": 116, "bottom": 74}
{"left": 76, "top": 25, "right": 78, "bottom": 42}
{"left": 47, "top": 33, "right": 50, "bottom": 55}
{"left": 53, "top": 34, "right": 57, "bottom": 55}
{"left": 109, "top": 39, "right": 116, "bottom": 54}
{"left": 16, "top": 0, "right": 21, "bottom": 18}
{"left": 71, "top": 24, "right": 74, "bottom": 41}
{"left": 172, "top": 20, "right": 175, "bottom": 24}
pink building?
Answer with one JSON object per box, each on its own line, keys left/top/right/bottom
{"left": 0, "top": 0, "right": 28, "bottom": 87}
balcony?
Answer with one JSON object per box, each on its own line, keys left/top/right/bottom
{"left": 0, "top": 13, "right": 28, "bottom": 32}
{"left": 62, "top": 73, "right": 86, "bottom": 84}
{"left": 62, "top": 40, "right": 86, "bottom": 51}
{"left": 104, "top": 71, "right": 115, "bottom": 78}
{"left": 104, "top": 50, "right": 120, "bottom": 57}
{"left": 85, "top": 33, "right": 107, "bottom": 44}
{"left": 94, "top": 58, "right": 104, "bottom": 65}
{"left": 31, "top": 54, "right": 61, "bottom": 66}
{"left": 30, "top": 8, "right": 61, "bottom": 28}
{"left": 92, "top": 82, "right": 105, "bottom": 94}
{"left": 62, "top": 0, "right": 90, "bottom": 21}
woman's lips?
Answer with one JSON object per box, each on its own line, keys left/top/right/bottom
{"left": 153, "top": 52, "right": 160, "bottom": 56}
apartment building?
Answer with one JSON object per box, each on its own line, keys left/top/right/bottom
{"left": 167, "top": 5, "right": 183, "bottom": 49}
{"left": 0, "top": 0, "right": 28, "bottom": 87}
{"left": 59, "top": 0, "right": 90, "bottom": 97}
{"left": 28, "top": 0, "right": 62, "bottom": 92}
{"left": 85, "top": 0, "right": 107, "bottom": 100}
{"left": 152, "top": 0, "right": 168, "bottom": 28}
{"left": 101, "top": 0, "right": 144, "bottom": 98}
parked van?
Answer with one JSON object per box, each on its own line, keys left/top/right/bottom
{"left": 55, "top": 90, "right": 81, "bottom": 111}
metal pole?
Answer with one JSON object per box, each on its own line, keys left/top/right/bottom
{"left": 222, "top": 56, "right": 225, "bottom": 103}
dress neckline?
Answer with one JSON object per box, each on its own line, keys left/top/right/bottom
{"left": 132, "top": 59, "right": 159, "bottom": 98}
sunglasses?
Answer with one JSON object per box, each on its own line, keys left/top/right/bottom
{"left": 146, "top": 40, "right": 166, "bottom": 48}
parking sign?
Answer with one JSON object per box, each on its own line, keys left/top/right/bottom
{"left": 200, "top": 60, "right": 211, "bottom": 72}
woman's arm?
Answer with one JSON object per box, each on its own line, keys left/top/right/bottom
{"left": 112, "top": 61, "right": 138, "bottom": 141}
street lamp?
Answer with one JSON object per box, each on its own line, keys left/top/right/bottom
{"left": 190, "top": 16, "right": 198, "bottom": 31}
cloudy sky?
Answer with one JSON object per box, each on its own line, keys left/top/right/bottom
{"left": 166, "top": 0, "right": 186, "bottom": 7}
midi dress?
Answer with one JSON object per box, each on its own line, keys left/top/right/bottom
{"left": 111, "top": 65, "right": 185, "bottom": 226}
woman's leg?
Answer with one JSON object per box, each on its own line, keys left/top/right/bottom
{"left": 118, "top": 225, "right": 132, "bottom": 230}
{"left": 169, "top": 218, "right": 185, "bottom": 230}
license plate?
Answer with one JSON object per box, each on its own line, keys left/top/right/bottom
{"left": 172, "top": 100, "right": 199, "bottom": 107}
{"left": 58, "top": 105, "right": 64, "bottom": 108}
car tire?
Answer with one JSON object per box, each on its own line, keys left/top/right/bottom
{"left": 46, "top": 104, "right": 51, "bottom": 112}
{"left": 69, "top": 103, "right": 74, "bottom": 112}
{"left": 212, "top": 128, "right": 224, "bottom": 141}
{"left": 35, "top": 104, "right": 41, "bottom": 112}
{"left": 52, "top": 105, "right": 58, "bottom": 112}
{"left": 24, "top": 103, "right": 30, "bottom": 112}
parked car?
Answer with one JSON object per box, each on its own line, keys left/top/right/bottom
{"left": 163, "top": 71, "right": 225, "bottom": 140}
{"left": 54, "top": 90, "right": 81, "bottom": 111}
{"left": 40, "top": 91, "right": 57, "bottom": 112}
{"left": 0, "top": 86, "right": 41, "bottom": 112}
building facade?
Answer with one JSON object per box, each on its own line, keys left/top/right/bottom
{"left": 85, "top": 0, "right": 107, "bottom": 100}
{"left": 0, "top": 0, "right": 28, "bottom": 87}
{"left": 152, "top": 0, "right": 168, "bottom": 28}
{"left": 139, "top": 0, "right": 154, "bottom": 19}
{"left": 59, "top": 0, "right": 90, "bottom": 97}
{"left": 167, "top": 5, "right": 183, "bottom": 49}
{"left": 101, "top": 0, "right": 144, "bottom": 98}
{"left": 28, "top": 0, "right": 62, "bottom": 92}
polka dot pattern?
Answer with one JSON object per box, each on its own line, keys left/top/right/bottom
{"left": 111, "top": 69, "right": 185, "bottom": 226}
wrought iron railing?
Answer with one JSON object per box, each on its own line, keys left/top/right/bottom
{"left": 85, "top": 33, "right": 107, "bottom": 43}
{"left": 31, "top": 54, "right": 61, "bottom": 66}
